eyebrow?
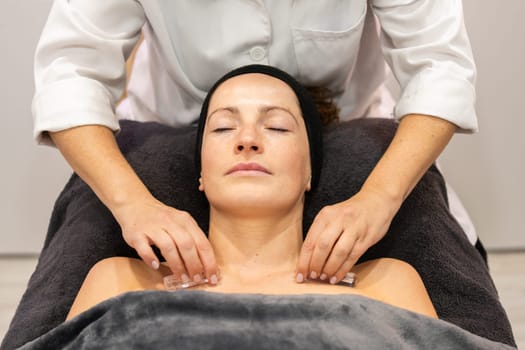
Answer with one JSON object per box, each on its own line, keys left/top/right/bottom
{"left": 207, "top": 105, "right": 299, "bottom": 125}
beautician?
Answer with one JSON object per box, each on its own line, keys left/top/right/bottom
{"left": 33, "top": 0, "right": 478, "bottom": 285}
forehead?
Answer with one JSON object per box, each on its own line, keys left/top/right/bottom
{"left": 208, "top": 73, "right": 300, "bottom": 108}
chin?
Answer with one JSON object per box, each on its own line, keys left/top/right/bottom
{"left": 222, "top": 193, "right": 276, "bottom": 208}
{"left": 212, "top": 191, "right": 304, "bottom": 215}
{"left": 204, "top": 180, "right": 305, "bottom": 210}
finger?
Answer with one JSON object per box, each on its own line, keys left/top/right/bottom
{"left": 329, "top": 257, "right": 355, "bottom": 285}
{"left": 296, "top": 217, "right": 327, "bottom": 283}
{"left": 175, "top": 210, "right": 219, "bottom": 283}
{"left": 320, "top": 229, "right": 357, "bottom": 278}
{"left": 151, "top": 229, "right": 190, "bottom": 281}
{"left": 128, "top": 234, "right": 163, "bottom": 271}
{"left": 328, "top": 241, "right": 366, "bottom": 284}
{"left": 164, "top": 223, "right": 205, "bottom": 283}
{"left": 185, "top": 221, "right": 219, "bottom": 284}
{"left": 308, "top": 222, "right": 345, "bottom": 279}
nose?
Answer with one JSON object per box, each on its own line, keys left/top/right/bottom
{"left": 235, "top": 126, "right": 263, "bottom": 154}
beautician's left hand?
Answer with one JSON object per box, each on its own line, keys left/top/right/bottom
{"left": 296, "top": 115, "right": 456, "bottom": 284}
{"left": 296, "top": 188, "right": 402, "bottom": 284}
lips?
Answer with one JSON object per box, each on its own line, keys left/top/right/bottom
{"left": 226, "top": 162, "right": 272, "bottom": 175}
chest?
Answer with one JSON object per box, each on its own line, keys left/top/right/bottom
{"left": 188, "top": 276, "right": 363, "bottom": 297}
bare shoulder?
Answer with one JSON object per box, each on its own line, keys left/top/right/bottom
{"left": 354, "top": 258, "right": 424, "bottom": 285}
{"left": 67, "top": 257, "right": 169, "bottom": 320}
{"left": 353, "top": 258, "right": 438, "bottom": 318}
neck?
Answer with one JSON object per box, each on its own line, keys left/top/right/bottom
{"left": 208, "top": 207, "right": 303, "bottom": 283}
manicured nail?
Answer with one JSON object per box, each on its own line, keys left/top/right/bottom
{"left": 310, "top": 271, "right": 318, "bottom": 279}
{"left": 330, "top": 276, "right": 337, "bottom": 285}
{"left": 320, "top": 273, "right": 327, "bottom": 281}
{"left": 210, "top": 274, "right": 218, "bottom": 285}
{"left": 193, "top": 274, "right": 202, "bottom": 283}
{"left": 296, "top": 273, "right": 304, "bottom": 283}
{"left": 151, "top": 261, "right": 160, "bottom": 270}
{"left": 181, "top": 274, "right": 190, "bottom": 283}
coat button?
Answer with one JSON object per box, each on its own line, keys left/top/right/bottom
{"left": 249, "top": 46, "right": 266, "bottom": 61}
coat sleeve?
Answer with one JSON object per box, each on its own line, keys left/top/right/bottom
{"left": 372, "top": 0, "right": 478, "bottom": 133}
{"left": 32, "top": 0, "right": 146, "bottom": 145}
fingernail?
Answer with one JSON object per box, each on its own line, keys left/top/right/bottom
{"left": 210, "top": 274, "right": 218, "bottom": 285}
{"left": 151, "top": 261, "right": 160, "bottom": 270}
{"left": 320, "top": 273, "right": 327, "bottom": 281}
{"left": 193, "top": 274, "right": 202, "bottom": 283}
{"left": 310, "top": 271, "right": 318, "bottom": 279}
{"left": 330, "top": 276, "right": 337, "bottom": 285}
{"left": 296, "top": 273, "right": 304, "bottom": 283}
{"left": 181, "top": 274, "right": 190, "bottom": 283}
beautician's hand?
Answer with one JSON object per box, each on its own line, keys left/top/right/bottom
{"left": 113, "top": 195, "right": 219, "bottom": 284}
{"left": 296, "top": 115, "right": 455, "bottom": 285}
{"left": 296, "top": 188, "right": 401, "bottom": 284}
{"left": 50, "top": 126, "right": 219, "bottom": 285}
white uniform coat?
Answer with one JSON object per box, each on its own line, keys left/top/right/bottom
{"left": 33, "top": 0, "right": 477, "bottom": 145}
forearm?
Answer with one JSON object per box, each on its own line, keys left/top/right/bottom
{"left": 50, "top": 125, "right": 152, "bottom": 213}
{"left": 361, "top": 114, "right": 457, "bottom": 205}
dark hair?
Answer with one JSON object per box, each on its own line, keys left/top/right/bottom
{"left": 305, "top": 86, "right": 340, "bottom": 126}
{"left": 195, "top": 65, "right": 323, "bottom": 189}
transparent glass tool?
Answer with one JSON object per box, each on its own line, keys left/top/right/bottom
{"left": 338, "top": 272, "right": 357, "bottom": 287}
{"left": 305, "top": 272, "right": 357, "bottom": 287}
{"left": 164, "top": 275, "right": 209, "bottom": 291}
{"left": 164, "top": 272, "right": 357, "bottom": 291}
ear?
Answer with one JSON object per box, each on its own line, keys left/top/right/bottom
{"left": 198, "top": 176, "right": 204, "bottom": 192}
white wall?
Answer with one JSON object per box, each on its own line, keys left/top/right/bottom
{"left": 438, "top": 0, "right": 525, "bottom": 249}
{"left": 1, "top": 1, "right": 523, "bottom": 254}
{"left": 1, "top": 0, "right": 71, "bottom": 254}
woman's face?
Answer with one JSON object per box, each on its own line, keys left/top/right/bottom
{"left": 200, "top": 73, "right": 312, "bottom": 214}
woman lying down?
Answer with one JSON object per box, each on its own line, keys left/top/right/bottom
{"left": 20, "top": 66, "right": 514, "bottom": 350}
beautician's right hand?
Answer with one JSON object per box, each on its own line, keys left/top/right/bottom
{"left": 112, "top": 195, "right": 219, "bottom": 284}
{"left": 49, "top": 126, "right": 218, "bottom": 284}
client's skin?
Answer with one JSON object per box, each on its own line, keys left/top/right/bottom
{"left": 67, "top": 73, "right": 437, "bottom": 320}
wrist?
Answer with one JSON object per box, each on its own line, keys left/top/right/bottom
{"left": 50, "top": 125, "right": 155, "bottom": 215}
{"left": 359, "top": 114, "right": 456, "bottom": 206}
{"left": 359, "top": 180, "right": 404, "bottom": 213}
{"left": 104, "top": 181, "right": 154, "bottom": 216}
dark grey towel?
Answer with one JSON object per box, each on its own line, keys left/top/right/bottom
{"left": 18, "top": 291, "right": 517, "bottom": 350}
{"left": 1, "top": 119, "right": 516, "bottom": 349}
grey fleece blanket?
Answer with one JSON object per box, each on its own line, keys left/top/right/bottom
{"left": 1, "top": 119, "right": 516, "bottom": 349}
{"left": 18, "top": 291, "right": 516, "bottom": 350}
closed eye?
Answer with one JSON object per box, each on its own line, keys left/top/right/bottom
{"left": 267, "top": 127, "right": 290, "bottom": 132}
{"left": 213, "top": 127, "right": 235, "bottom": 133}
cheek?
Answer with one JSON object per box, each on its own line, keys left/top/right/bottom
{"left": 281, "top": 139, "right": 311, "bottom": 186}
{"left": 200, "top": 138, "right": 223, "bottom": 185}
{"left": 200, "top": 134, "right": 236, "bottom": 196}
